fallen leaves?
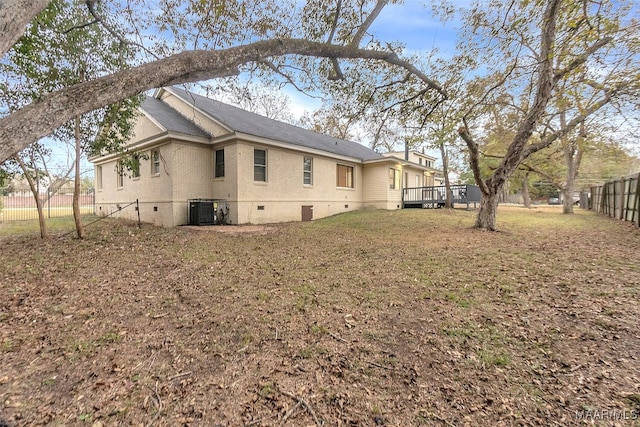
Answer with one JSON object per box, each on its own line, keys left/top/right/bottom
{"left": 1, "top": 208, "right": 639, "bottom": 425}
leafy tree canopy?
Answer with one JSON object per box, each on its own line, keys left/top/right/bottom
{"left": 0, "top": 0, "right": 446, "bottom": 162}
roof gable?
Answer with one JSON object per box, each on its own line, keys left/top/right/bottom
{"left": 140, "top": 96, "right": 210, "bottom": 138}
{"left": 165, "top": 87, "right": 383, "bottom": 162}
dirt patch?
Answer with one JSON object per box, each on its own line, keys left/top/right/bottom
{"left": 1, "top": 207, "right": 639, "bottom": 426}
{"left": 182, "top": 224, "right": 277, "bottom": 236}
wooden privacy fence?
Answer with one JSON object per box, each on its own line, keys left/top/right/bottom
{"left": 590, "top": 173, "right": 640, "bottom": 228}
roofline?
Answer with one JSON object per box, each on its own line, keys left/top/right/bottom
{"left": 138, "top": 106, "right": 168, "bottom": 132}
{"left": 89, "top": 131, "right": 210, "bottom": 164}
{"left": 384, "top": 150, "right": 438, "bottom": 161}
{"left": 213, "top": 132, "right": 367, "bottom": 164}
{"left": 364, "top": 157, "right": 406, "bottom": 165}
{"left": 364, "top": 155, "right": 442, "bottom": 173}
{"left": 163, "top": 86, "right": 383, "bottom": 162}
{"left": 158, "top": 87, "right": 234, "bottom": 134}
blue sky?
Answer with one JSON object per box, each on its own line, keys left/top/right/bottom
{"left": 370, "top": 1, "right": 460, "bottom": 57}
{"left": 285, "top": 1, "right": 462, "bottom": 118}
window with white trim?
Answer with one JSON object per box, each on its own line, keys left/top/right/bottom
{"left": 96, "top": 165, "right": 102, "bottom": 190}
{"left": 151, "top": 149, "right": 160, "bottom": 175}
{"left": 303, "top": 157, "right": 313, "bottom": 185}
{"left": 389, "top": 168, "right": 400, "bottom": 189}
{"left": 132, "top": 154, "right": 140, "bottom": 178}
{"left": 215, "top": 148, "right": 225, "bottom": 178}
{"left": 254, "top": 149, "right": 267, "bottom": 182}
{"left": 116, "top": 161, "right": 124, "bottom": 188}
{"left": 336, "top": 164, "right": 354, "bottom": 188}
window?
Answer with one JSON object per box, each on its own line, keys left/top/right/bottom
{"left": 303, "top": 157, "right": 313, "bottom": 185}
{"left": 116, "top": 161, "right": 124, "bottom": 188}
{"left": 96, "top": 165, "right": 102, "bottom": 190}
{"left": 389, "top": 168, "right": 400, "bottom": 189}
{"left": 336, "top": 164, "right": 354, "bottom": 188}
{"left": 151, "top": 149, "right": 160, "bottom": 175}
{"left": 132, "top": 154, "right": 140, "bottom": 178}
{"left": 254, "top": 149, "right": 266, "bottom": 182}
{"left": 419, "top": 158, "right": 423, "bottom": 165}
{"left": 215, "top": 148, "right": 225, "bottom": 178}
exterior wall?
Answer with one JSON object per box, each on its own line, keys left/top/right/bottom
{"left": 159, "top": 91, "right": 229, "bottom": 137}
{"left": 404, "top": 166, "right": 426, "bottom": 189}
{"left": 407, "top": 152, "right": 436, "bottom": 167}
{"left": 171, "top": 142, "right": 216, "bottom": 225}
{"left": 211, "top": 143, "right": 239, "bottom": 224}
{"left": 425, "top": 173, "right": 436, "bottom": 187}
{"left": 362, "top": 163, "right": 402, "bottom": 210}
{"left": 94, "top": 136, "right": 374, "bottom": 227}
{"left": 95, "top": 143, "right": 176, "bottom": 227}
{"left": 134, "top": 112, "right": 166, "bottom": 141}
{"left": 94, "top": 93, "right": 451, "bottom": 227}
{"left": 383, "top": 151, "right": 437, "bottom": 168}
{"left": 232, "top": 140, "right": 363, "bottom": 224}
{"left": 362, "top": 163, "right": 432, "bottom": 210}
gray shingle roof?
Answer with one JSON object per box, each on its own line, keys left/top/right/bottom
{"left": 140, "top": 96, "right": 210, "bottom": 138}
{"left": 167, "top": 87, "right": 383, "bottom": 161}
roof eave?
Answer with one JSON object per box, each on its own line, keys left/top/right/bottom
{"left": 364, "top": 156, "right": 443, "bottom": 172}
{"left": 213, "top": 132, "right": 368, "bottom": 164}
{"left": 89, "top": 131, "right": 210, "bottom": 164}
{"left": 384, "top": 150, "right": 438, "bottom": 161}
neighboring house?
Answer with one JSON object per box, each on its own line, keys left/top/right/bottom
{"left": 91, "top": 87, "right": 444, "bottom": 226}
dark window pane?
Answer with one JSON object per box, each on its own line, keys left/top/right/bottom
{"left": 215, "top": 149, "right": 225, "bottom": 177}
{"left": 254, "top": 149, "right": 266, "bottom": 181}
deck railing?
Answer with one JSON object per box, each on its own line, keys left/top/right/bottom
{"left": 403, "top": 184, "right": 481, "bottom": 208}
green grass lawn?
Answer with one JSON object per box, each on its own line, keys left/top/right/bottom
{"left": 0, "top": 213, "right": 98, "bottom": 236}
{"left": 0, "top": 205, "right": 94, "bottom": 222}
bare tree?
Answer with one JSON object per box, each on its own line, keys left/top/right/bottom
{"left": 11, "top": 147, "right": 50, "bottom": 238}
{"left": 456, "top": 0, "right": 638, "bottom": 230}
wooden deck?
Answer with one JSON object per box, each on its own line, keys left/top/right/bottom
{"left": 402, "top": 184, "right": 481, "bottom": 209}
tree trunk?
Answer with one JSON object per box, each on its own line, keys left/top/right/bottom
{"left": 440, "top": 144, "right": 452, "bottom": 209}
{"left": 562, "top": 133, "right": 583, "bottom": 214}
{"left": 457, "top": 0, "right": 564, "bottom": 231}
{"left": 522, "top": 173, "right": 531, "bottom": 208}
{"left": 0, "top": 0, "right": 49, "bottom": 58}
{"left": 475, "top": 192, "right": 499, "bottom": 231}
{"left": 561, "top": 187, "right": 572, "bottom": 213}
{"left": 14, "top": 155, "right": 48, "bottom": 239}
{"left": 72, "top": 116, "right": 84, "bottom": 239}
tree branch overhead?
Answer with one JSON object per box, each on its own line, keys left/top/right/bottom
{"left": 0, "top": 35, "right": 446, "bottom": 162}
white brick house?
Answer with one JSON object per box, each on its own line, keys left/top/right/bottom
{"left": 91, "top": 87, "right": 441, "bottom": 226}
